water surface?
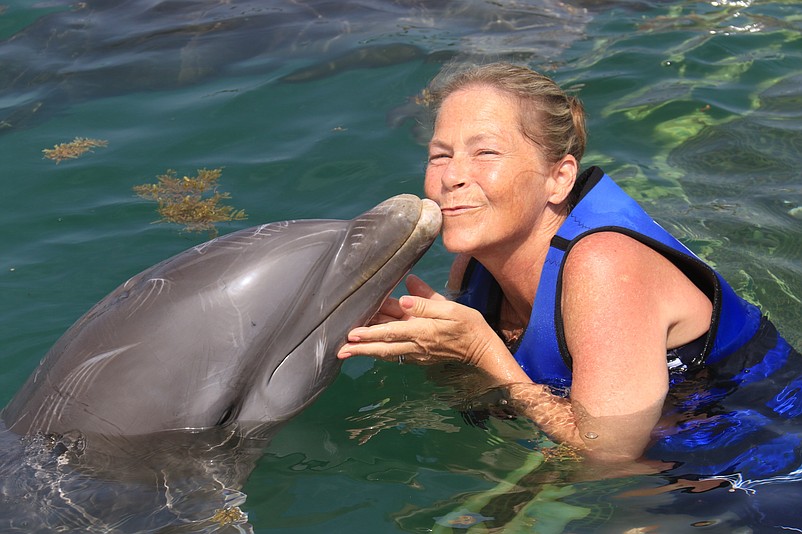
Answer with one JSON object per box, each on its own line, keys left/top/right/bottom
{"left": 1, "top": 0, "right": 801, "bottom": 532}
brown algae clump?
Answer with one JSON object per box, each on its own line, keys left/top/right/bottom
{"left": 43, "top": 137, "right": 108, "bottom": 163}
{"left": 133, "top": 168, "right": 247, "bottom": 236}
{"left": 211, "top": 506, "right": 247, "bottom": 526}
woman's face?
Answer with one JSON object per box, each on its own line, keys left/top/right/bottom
{"left": 424, "top": 85, "right": 561, "bottom": 258}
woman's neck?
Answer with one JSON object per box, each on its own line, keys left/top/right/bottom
{"left": 476, "top": 208, "right": 567, "bottom": 328}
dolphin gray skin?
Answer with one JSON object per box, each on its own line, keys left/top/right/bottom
{"left": 0, "top": 194, "right": 440, "bottom": 532}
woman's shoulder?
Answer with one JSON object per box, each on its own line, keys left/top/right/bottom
{"left": 564, "top": 231, "right": 650, "bottom": 272}
{"left": 562, "top": 231, "right": 679, "bottom": 294}
{"left": 562, "top": 231, "right": 713, "bottom": 348}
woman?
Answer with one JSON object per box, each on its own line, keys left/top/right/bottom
{"left": 336, "top": 63, "right": 782, "bottom": 465}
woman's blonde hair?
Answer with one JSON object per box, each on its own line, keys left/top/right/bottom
{"left": 426, "top": 62, "right": 587, "bottom": 166}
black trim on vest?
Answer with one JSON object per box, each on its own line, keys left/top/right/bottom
{"left": 576, "top": 166, "right": 605, "bottom": 203}
{"left": 550, "top": 235, "right": 571, "bottom": 251}
{"left": 461, "top": 257, "right": 479, "bottom": 293}
{"left": 554, "top": 227, "right": 721, "bottom": 371}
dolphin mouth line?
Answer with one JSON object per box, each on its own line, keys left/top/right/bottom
{"left": 257, "top": 197, "right": 440, "bottom": 409}
{"left": 318, "top": 196, "right": 441, "bottom": 335}
{"left": 331, "top": 196, "right": 440, "bottom": 322}
{"left": 219, "top": 197, "right": 441, "bottom": 431}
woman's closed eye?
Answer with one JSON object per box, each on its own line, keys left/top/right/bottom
{"left": 428, "top": 152, "right": 451, "bottom": 163}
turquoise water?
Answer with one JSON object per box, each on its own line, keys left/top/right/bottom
{"left": 1, "top": 0, "right": 801, "bottom": 532}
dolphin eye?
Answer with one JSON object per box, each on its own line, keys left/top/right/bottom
{"left": 216, "top": 405, "right": 238, "bottom": 426}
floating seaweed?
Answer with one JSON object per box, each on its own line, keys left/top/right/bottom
{"left": 211, "top": 506, "right": 247, "bottom": 527}
{"left": 42, "top": 137, "right": 108, "bottom": 163}
{"left": 133, "top": 168, "right": 247, "bottom": 236}
{"left": 415, "top": 87, "right": 434, "bottom": 107}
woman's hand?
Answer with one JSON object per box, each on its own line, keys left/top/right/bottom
{"left": 337, "top": 274, "right": 496, "bottom": 369}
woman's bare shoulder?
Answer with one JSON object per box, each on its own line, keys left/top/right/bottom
{"left": 562, "top": 230, "right": 712, "bottom": 351}
{"left": 562, "top": 231, "right": 689, "bottom": 290}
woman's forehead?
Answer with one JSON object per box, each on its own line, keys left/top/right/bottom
{"left": 433, "top": 87, "right": 523, "bottom": 139}
{"left": 438, "top": 87, "right": 519, "bottom": 123}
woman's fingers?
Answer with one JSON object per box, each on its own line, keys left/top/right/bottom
{"left": 380, "top": 296, "right": 403, "bottom": 316}
{"left": 370, "top": 312, "right": 401, "bottom": 325}
{"left": 405, "top": 274, "right": 447, "bottom": 301}
{"left": 338, "top": 339, "right": 426, "bottom": 363}
{"left": 368, "top": 297, "right": 406, "bottom": 325}
{"left": 368, "top": 275, "right": 447, "bottom": 326}
{"left": 337, "top": 276, "right": 488, "bottom": 366}
{"left": 398, "top": 293, "right": 462, "bottom": 321}
{"left": 338, "top": 317, "right": 430, "bottom": 359}
{"left": 346, "top": 319, "right": 421, "bottom": 343}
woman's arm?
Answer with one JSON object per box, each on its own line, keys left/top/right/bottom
{"left": 337, "top": 233, "right": 711, "bottom": 463}
{"left": 557, "top": 231, "right": 712, "bottom": 461}
{"left": 337, "top": 275, "right": 593, "bottom": 452}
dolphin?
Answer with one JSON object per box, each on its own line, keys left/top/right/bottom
{"left": 3, "top": 194, "right": 441, "bottom": 437}
{"left": 0, "top": 194, "right": 441, "bottom": 531}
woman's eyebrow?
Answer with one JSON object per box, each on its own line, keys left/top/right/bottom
{"left": 428, "top": 138, "right": 451, "bottom": 151}
{"left": 429, "top": 133, "right": 501, "bottom": 150}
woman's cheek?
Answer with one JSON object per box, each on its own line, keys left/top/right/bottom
{"left": 439, "top": 219, "right": 461, "bottom": 252}
{"left": 423, "top": 170, "right": 440, "bottom": 201}
{"left": 441, "top": 220, "right": 482, "bottom": 255}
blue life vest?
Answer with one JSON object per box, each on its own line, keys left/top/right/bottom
{"left": 457, "top": 166, "right": 763, "bottom": 389}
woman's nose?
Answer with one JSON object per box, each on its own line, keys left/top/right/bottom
{"left": 438, "top": 156, "right": 467, "bottom": 190}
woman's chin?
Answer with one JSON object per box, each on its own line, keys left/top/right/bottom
{"left": 442, "top": 235, "right": 480, "bottom": 256}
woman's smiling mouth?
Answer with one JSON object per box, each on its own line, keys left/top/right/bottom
{"left": 440, "top": 204, "right": 479, "bottom": 216}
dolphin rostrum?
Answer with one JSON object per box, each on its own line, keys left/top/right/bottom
{"left": 0, "top": 194, "right": 440, "bottom": 532}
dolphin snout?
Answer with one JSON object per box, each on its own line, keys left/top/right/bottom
{"left": 368, "top": 194, "right": 442, "bottom": 237}
{"left": 418, "top": 198, "right": 442, "bottom": 236}
{"left": 369, "top": 193, "right": 423, "bottom": 218}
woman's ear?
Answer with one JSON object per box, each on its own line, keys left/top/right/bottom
{"left": 548, "top": 155, "right": 578, "bottom": 205}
